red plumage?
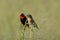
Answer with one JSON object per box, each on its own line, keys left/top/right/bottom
{"left": 20, "top": 13, "right": 29, "bottom": 30}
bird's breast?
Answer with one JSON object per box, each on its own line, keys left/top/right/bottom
{"left": 27, "top": 18, "right": 31, "bottom": 24}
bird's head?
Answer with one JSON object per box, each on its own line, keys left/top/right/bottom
{"left": 27, "top": 14, "right": 32, "bottom": 18}
{"left": 20, "top": 13, "right": 25, "bottom": 19}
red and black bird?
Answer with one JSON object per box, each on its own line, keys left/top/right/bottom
{"left": 20, "top": 13, "right": 29, "bottom": 30}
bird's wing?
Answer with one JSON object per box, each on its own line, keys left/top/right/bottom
{"left": 32, "top": 19, "right": 39, "bottom": 29}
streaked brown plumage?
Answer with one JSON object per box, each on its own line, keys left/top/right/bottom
{"left": 27, "top": 14, "right": 39, "bottom": 29}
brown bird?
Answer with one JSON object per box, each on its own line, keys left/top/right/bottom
{"left": 26, "top": 14, "right": 39, "bottom": 29}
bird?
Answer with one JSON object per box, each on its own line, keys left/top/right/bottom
{"left": 20, "top": 13, "right": 29, "bottom": 30}
{"left": 26, "top": 14, "right": 39, "bottom": 30}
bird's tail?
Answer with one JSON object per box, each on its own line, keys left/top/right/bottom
{"left": 33, "top": 22, "right": 39, "bottom": 30}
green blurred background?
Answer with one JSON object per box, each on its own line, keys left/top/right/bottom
{"left": 0, "top": 0, "right": 60, "bottom": 40}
